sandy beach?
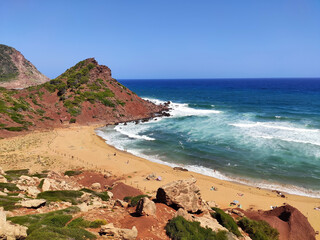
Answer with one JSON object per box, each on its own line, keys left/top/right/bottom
{"left": 0, "top": 125, "right": 319, "bottom": 237}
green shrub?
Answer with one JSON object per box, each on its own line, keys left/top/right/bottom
{"left": 80, "top": 188, "right": 110, "bottom": 201}
{"left": 69, "top": 118, "right": 76, "bottom": 124}
{"left": 212, "top": 208, "right": 241, "bottom": 237}
{"left": 0, "top": 182, "right": 19, "bottom": 191}
{"left": 37, "top": 190, "right": 83, "bottom": 205}
{"left": 68, "top": 217, "right": 106, "bottom": 228}
{"left": 32, "top": 173, "right": 48, "bottom": 179}
{"left": 123, "top": 194, "right": 150, "bottom": 207}
{"left": 64, "top": 170, "right": 82, "bottom": 176}
{"left": 38, "top": 179, "right": 44, "bottom": 189}
{"left": 27, "top": 226, "right": 96, "bottom": 240}
{"left": 238, "top": 217, "right": 279, "bottom": 240}
{"left": 4, "top": 169, "right": 29, "bottom": 181}
{"left": 165, "top": 216, "right": 228, "bottom": 240}
{"left": 8, "top": 207, "right": 95, "bottom": 239}
{"left": 0, "top": 195, "right": 21, "bottom": 210}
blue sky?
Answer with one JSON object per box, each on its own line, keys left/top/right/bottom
{"left": 1, "top": 0, "right": 320, "bottom": 79}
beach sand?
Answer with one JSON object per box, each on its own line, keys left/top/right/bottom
{"left": 1, "top": 124, "right": 319, "bottom": 237}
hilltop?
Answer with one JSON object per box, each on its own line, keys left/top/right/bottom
{"left": 0, "top": 44, "right": 49, "bottom": 89}
{"left": 0, "top": 58, "right": 166, "bottom": 137}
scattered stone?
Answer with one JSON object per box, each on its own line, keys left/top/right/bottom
{"left": 19, "top": 199, "right": 46, "bottom": 209}
{"left": 91, "top": 182, "right": 101, "bottom": 190}
{"left": 0, "top": 167, "right": 5, "bottom": 175}
{"left": 156, "top": 178, "right": 204, "bottom": 213}
{"left": 99, "top": 223, "right": 138, "bottom": 240}
{"left": 136, "top": 197, "right": 156, "bottom": 216}
{"left": 174, "top": 208, "right": 193, "bottom": 222}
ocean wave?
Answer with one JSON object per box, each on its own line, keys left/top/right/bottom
{"left": 95, "top": 127, "right": 320, "bottom": 198}
{"left": 114, "top": 123, "right": 155, "bottom": 141}
{"left": 143, "top": 97, "right": 221, "bottom": 117}
{"left": 230, "top": 122, "right": 319, "bottom": 132}
{"left": 230, "top": 122, "right": 320, "bottom": 146}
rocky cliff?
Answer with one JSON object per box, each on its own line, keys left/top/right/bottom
{"left": 0, "top": 44, "right": 50, "bottom": 89}
{"left": 0, "top": 58, "right": 166, "bottom": 137}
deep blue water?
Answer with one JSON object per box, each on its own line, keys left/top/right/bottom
{"left": 97, "top": 78, "right": 320, "bottom": 197}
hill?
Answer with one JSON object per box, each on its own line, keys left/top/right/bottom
{"left": 0, "top": 58, "right": 166, "bottom": 137}
{"left": 0, "top": 44, "right": 50, "bottom": 89}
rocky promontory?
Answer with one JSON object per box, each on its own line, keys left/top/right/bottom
{"left": 0, "top": 57, "right": 168, "bottom": 137}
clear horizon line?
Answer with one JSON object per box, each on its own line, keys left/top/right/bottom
{"left": 118, "top": 77, "right": 320, "bottom": 80}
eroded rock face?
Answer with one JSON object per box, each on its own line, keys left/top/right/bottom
{"left": 99, "top": 223, "right": 138, "bottom": 240}
{"left": 156, "top": 178, "right": 203, "bottom": 213}
{"left": 136, "top": 197, "right": 156, "bottom": 216}
{"left": 245, "top": 204, "right": 316, "bottom": 240}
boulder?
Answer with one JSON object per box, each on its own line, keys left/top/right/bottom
{"left": 41, "top": 178, "right": 51, "bottom": 192}
{"left": 0, "top": 207, "right": 27, "bottom": 240}
{"left": 19, "top": 199, "right": 46, "bottom": 208}
{"left": 0, "top": 167, "right": 5, "bottom": 175}
{"left": 156, "top": 178, "right": 203, "bottom": 213}
{"left": 136, "top": 197, "right": 156, "bottom": 216}
{"left": 99, "top": 223, "right": 138, "bottom": 240}
{"left": 91, "top": 182, "right": 101, "bottom": 190}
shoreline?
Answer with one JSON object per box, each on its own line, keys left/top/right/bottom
{"left": 0, "top": 124, "right": 319, "bottom": 237}
{"left": 96, "top": 124, "right": 320, "bottom": 199}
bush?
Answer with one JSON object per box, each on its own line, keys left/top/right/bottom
{"left": 165, "top": 216, "right": 227, "bottom": 240}
{"left": 37, "top": 190, "right": 83, "bottom": 205}
{"left": 8, "top": 207, "right": 95, "bottom": 240}
{"left": 69, "top": 118, "right": 76, "bottom": 124}
{"left": 212, "top": 208, "right": 241, "bottom": 237}
{"left": 0, "top": 182, "right": 19, "bottom": 191}
{"left": 68, "top": 217, "right": 106, "bottom": 228}
{"left": 80, "top": 188, "right": 110, "bottom": 201}
{"left": 64, "top": 170, "right": 82, "bottom": 176}
{"left": 238, "top": 217, "right": 279, "bottom": 240}
{"left": 123, "top": 195, "right": 150, "bottom": 207}
{"left": 4, "top": 169, "right": 29, "bottom": 181}
{"left": 0, "top": 195, "right": 21, "bottom": 210}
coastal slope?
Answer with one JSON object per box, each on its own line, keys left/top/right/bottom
{"left": 0, "top": 44, "right": 49, "bottom": 89}
{"left": 0, "top": 58, "right": 165, "bottom": 137}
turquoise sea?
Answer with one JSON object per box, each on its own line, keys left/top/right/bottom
{"left": 96, "top": 79, "right": 320, "bottom": 198}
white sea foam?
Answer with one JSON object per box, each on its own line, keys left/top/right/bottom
{"left": 95, "top": 128, "right": 320, "bottom": 198}
{"left": 143, "top": 97, "right": 221, "bottom": 118}
{"left": 114, "top": 122, "right": 155, "bottom": 141}
{"left": 230, "top": 122, "right": 320, "bottom": 147}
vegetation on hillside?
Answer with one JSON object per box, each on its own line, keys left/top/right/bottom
{"left": 8, "top": 207, "right": 97, "bottom": 240}
{"left": 165, "top": 216, "right": 228, "bottom": 240}
{"left": 0, "top": 44, "right": 19, "bottom": 82}
{"left": 238, "top": 217, "right": 279, "bottom": 240}
{"left": 211, "top": 207, "right": 241, "bottom": 237}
